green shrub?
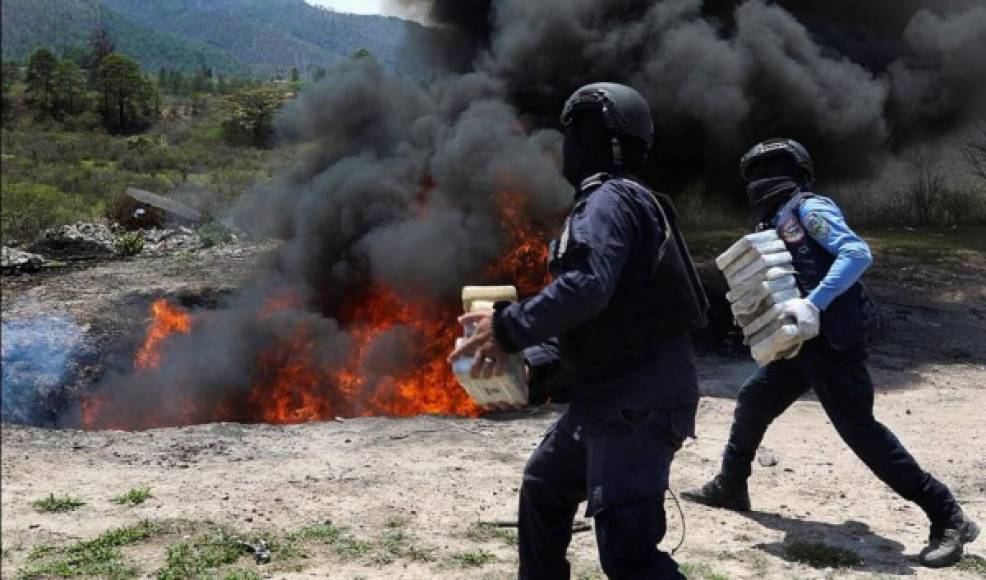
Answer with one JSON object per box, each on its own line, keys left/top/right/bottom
{"left": 198, "top": 222, "right": 233, "bottom": 248}
{"left": 32, "top": 493, "right": 86, "bottom": 513}
{"left": 1, "top": 182, "right": 92, "bottom": 242}
{"left": 112, "top": 486, "right": 153, "bottom": 506}
{"left": 115, "top": 232, "right": 145, "bottom": 256}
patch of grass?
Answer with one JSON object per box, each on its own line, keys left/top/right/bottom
{"left": 155, "top": 528, "right": 243, "bottom": 579}
{"left": 680, "top": 561, "right": 729, "bottom": 580}
{"left": 384, "top": 515, "right": 409, "bottom": 529}
{"left": 222, "top": 570, "right": 262, "bottom": 580}
{"left": 956, "top": 554, "right": 986, "bottom": 577}
{"left": 375, "top": 529, "right": 435, "bottom": 564}
{"left": 443, "top": 549, "right": 497, "bottom": 569}
{"left": 286, "top": 522, "right": 344, "bottom": 544}
{"left": 32, "top": 493, "right": 85, "bottom": 513}
{"left": 465, "top": 522, "right": 519, "bottom": 546}
{"left": 112, "top": 486, "right": 153, "bottom": 506}
{"left": 784, "top": 540, "right": 862, "bottom": 569}
{"left": 332, "top": 536, "right": 375, "bottom": 561}
{"left": 18, "top": 520, "right": 165, "bottom": 579}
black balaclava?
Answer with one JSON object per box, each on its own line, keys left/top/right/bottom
{"left": 562, "top": 110, "right": 647, "bottom": 190}
{"left": 745, "top": 154, "right": 808, "bottom": 224}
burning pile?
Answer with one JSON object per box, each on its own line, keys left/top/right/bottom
{"left": 80, "top": 188, "right": 553, "bottom": 430}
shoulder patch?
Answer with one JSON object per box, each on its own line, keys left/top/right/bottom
{"left": 804, "top": 212, "right": 830, "bottom": 238}
{"left": 779, "top": 217, "right": 805, "bottom": 243}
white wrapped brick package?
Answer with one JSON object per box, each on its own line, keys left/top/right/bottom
{"left": 452, "top": 286, "right": 529, "bottom": 408}
{"left": 717, "top": 231, "right": 806, "bottom": 366}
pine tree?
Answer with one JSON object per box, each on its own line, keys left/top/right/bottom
{"left": 86, "top": 27, "right": 116, "bottom": 86}
{"left": 97, "top": 54, "right": 159, "bottom": 133}
{"left": 52, "top": 61, "right": 88, "bottom": 118}
{"left": 25, "top": 48, "right": 59, "bottom": 116}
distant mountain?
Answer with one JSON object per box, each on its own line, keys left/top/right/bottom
{"left": 1, "top": 0, "right": 250, "bottom": 75}
{"left": 1, "top": 0, "right": 431, "bottom": 77}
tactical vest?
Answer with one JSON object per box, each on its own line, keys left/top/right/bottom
{"left": 552, "top": 176, "right": 709, "bottom": 379}
{"left": 771, "top": 191, "right": 877, "bottom": 350}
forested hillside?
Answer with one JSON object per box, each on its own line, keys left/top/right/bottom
{"left": 2, "top": 0, "right": 430, "bottom": 77}
{"left": 1, "top": 0, "right": 249, "bottom": 75}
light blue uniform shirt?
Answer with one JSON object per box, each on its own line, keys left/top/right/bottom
{"left": 775, "top": 195, "right": 873, "bottom": 310}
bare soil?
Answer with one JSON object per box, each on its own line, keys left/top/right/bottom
{"left": 2, "top": 233, "right": 985, "bottom": 579}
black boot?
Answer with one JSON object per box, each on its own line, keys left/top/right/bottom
{"left": 920, "top": 511, "right": 980, "bottom": 568}
{"left": 681, "top": 475, "right": 751, "bottom": 512}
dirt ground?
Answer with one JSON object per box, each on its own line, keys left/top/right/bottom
{"left": 2, "top": 230, "right": 985, "bottom": 579}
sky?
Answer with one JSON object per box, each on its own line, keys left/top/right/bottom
{"left": 305, "top": 0, "right": 388, "bottom": 16}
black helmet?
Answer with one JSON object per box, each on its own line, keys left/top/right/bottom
{"left": 561, "top": 83, "right": 654, "bottom": 149}
{"left": 740, "top": 138, "right": 814, "bottom": 183}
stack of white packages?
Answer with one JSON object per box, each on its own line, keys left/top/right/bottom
{"left": 716, "top": 231, "right": 804, "bottom": 366}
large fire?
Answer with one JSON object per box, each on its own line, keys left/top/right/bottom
{"left": 80, "top": 192, "right": 552, "bottom": 430}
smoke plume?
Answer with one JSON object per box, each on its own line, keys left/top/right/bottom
{"left": 72, "top": 0, "right": 985, "bottom": 428}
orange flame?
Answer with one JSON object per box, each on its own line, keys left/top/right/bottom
{"left": 134, "top": 300, "right": 192, "bottom": 369}
{"left": 81, "top": 189, "right": 550, "bottom": 429}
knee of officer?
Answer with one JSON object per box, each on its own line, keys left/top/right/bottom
{"left": 595, "top": 500, "right": 676, "bottom": 579}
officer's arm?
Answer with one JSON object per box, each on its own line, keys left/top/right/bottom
{"left": 800, "top": 198, "right": 873, "bottom": 310}
{"left": 492, "top": 186, "right": 633, "bottom": 352}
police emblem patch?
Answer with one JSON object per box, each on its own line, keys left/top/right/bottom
{"left": 804, "top": 212, "right": 830, "bottom": 238}
{"left": 779, "top": 217, "right": 805, "bottom": 243}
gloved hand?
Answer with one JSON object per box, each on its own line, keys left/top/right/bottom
{"left": 780, "top": 298, "right": 820, "bottom": 341}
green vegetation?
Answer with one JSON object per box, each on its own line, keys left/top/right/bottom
{"left": 2, "top": 36, "right": 290, "bottom": 243}
{"left": 220, "top": 87, "right": 291, "bottom": 148}
{"left": 111, "top": 485, "right": 153, "bottom": 506}
{"left": 1, "top": 0, "right": 428, "bottom": 77}
{"left": 680, "top": 561, "right": 729, "bottom": 580}
{"left": 18, "top": 520, "right": 164, "bottom": 579}
{"left": 198, "top": 222, "right": 235, "bottom": 248}
{"left": 957, "top": 554, "right": 986, "bottom": 577}
{"left": 32, "top": 493, "right": 85, "bottom": 513}
{"left": 97, "top": 53, "right": 159, "bottom": 134}
{"left": 783, "top": 539, "right": 862, "bottom": 568}
{"left": 443, "top": 549, "right": 497, "bottom": 569}
{"left": 114, "top": 232, "right": 145, "bottom": 256}
{"left": 465, "top": 522, "right": 519, "bottom": 546}
{"left": 155, "top": 529, "right": 243, "bottom": 579}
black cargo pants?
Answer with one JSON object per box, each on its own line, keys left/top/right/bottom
{"left": 720, "top": 340, "right": 959, "bottom": 526}
{"left": 518, "top": 407, "right": 695, "bottom": 580}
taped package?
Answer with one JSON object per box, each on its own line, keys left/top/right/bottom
{"left": 717, "top": 231, "right": 805, "bottom": 366}
{"left": 452, "top": 286, "right": 529, "bottom": 407}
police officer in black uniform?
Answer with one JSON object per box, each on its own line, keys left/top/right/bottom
{"left": 683, "top": 139, "right": 980, "bottom": 568}
{"left": 450, "top": 83, "right": 708, "bottom": 579}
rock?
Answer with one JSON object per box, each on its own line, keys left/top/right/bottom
{"left": 30, "top": 222, "right": 116, "bottom": 260}
{"left": 757, "top": 448, "right": 779, "bottom": 467}
{"left": 138, "top": 228, "right": 203, "bottom": 256}
{"left": 1, "top": 246, "right": 46, "bottom": 275}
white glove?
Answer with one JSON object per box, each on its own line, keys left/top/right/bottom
{"left": 780, "top": 298, "right": 820, "bottom": 341}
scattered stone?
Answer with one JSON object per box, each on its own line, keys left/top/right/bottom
{"left": 1, "top": 246, "right": 46, "bottom": 275}
{"left": 30, "top": 223, "right": 116, "bottom": 260}
{"left": 757, "top": 448, "right": 779, "bottom": 467}
{"left": 138, "top": 227, "right": 202, "bottom": 255}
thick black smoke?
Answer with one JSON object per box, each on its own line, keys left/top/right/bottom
{"left": 394, "top": 0, "right": 986, "bottom": 190}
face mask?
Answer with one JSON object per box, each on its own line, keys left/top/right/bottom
{"left": 746, "top": 177, "right": 799, "bottom": 223}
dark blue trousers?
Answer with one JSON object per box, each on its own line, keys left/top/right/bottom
{"left": 721, "top": 340, "right": 958, "bottom": 526}
{"left": 518, "top": 408, "right": 693, "bottom": 580}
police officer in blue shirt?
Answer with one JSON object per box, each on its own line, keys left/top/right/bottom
{"left": 450, "top": 83, "right": 708, "bottom": 579}
{"left": 682, "top": 138, "right": 980, "bottom": 568}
